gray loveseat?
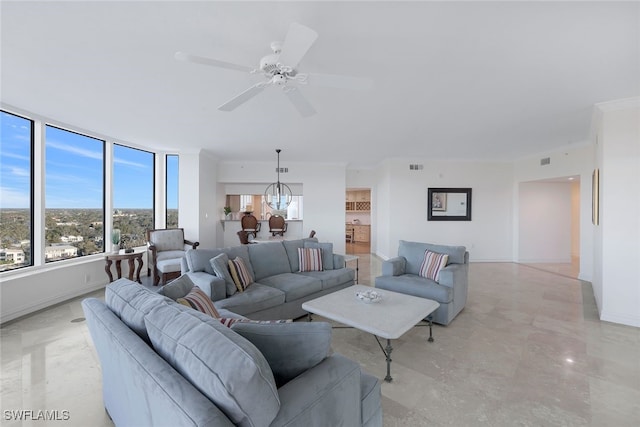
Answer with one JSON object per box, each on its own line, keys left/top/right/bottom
{"left": 181, "top": 238, "right": 355, "bottom": 320}
{"left": 375, "top": 240, "right": 469, "bottom": 325}
{"left": 83, "top": 278, "right": 382, "bottom": 427}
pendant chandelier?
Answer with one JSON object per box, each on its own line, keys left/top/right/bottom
{"left": 264, "top": 149, "right": 292, "bottom": 211}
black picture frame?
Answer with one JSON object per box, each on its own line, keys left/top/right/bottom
{"left": 427, "top": 188, "right": 472, "bottom": 221}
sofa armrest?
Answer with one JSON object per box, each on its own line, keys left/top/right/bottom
{"left": 437, "top": 263, "right": 467, "bottom": 288}
{"left": 333, "top": 253, "right": 345, "bottom": 268}
{"left": 271, "top": 354, "right": 361, "bottom": 427}
{"left": 184, "top": 272, "right": 227, "bottom": 301}
{"left": 382, "top": 256, "right": 406, "bottom": 276}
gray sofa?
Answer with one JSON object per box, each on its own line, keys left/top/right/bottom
{"left": 181, "top": 238, "right": 355, "bottom": 320}
{"left": 83, "top": 278, "right": 382, "bottom": 427}
{"left": 375, "top": 240, "right": 469, "bottom": 325}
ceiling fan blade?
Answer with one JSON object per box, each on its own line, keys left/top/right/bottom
{"left": 306, "top": 73, "right": 373, "bottom": 91}
{"left": 218, "top": 83, "right": 266, "bottom": 111}
{"left": 277, "top": 23, "right": 318, "bottom": 69}
{"left": 175, "top": 52, "right": 253, "bottom": 73}
{"left": 283, "top": 87, "right": 316, "bottom": 117}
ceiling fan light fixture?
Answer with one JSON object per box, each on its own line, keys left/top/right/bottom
{"left": 265, "top": 149, "right": 292, "bottom": 211}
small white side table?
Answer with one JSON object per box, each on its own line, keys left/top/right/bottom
{"left": 343, "top": 254, "right": 359, "bottom": 284}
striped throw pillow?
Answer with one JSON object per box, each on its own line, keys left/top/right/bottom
{"left": 419, "top": 250, "right": 449, "bottom": 282}
{"left": 298, "top": 247, "right": 323, "bottom": 272}
{"left": 228, "top": 257, "right": 253, "bottom": 292}
{"left": 177, "top": 286, "right": 220, "bottom": 318}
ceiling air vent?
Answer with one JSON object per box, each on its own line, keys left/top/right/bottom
{"left": 540, "top": 157, "right": 551, "bottom": 166}
{"left": 275, "top": 167, "right": 288, "bottom": 173}
{"left": 409, "top": 164, "right": 424, "bottom": 171}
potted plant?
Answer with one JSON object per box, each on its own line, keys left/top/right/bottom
{"left": 111, "top": 229, "right": 121, "bottom": 253}
{"left": 223, "top": 206, "right": 232, "bottom": 220}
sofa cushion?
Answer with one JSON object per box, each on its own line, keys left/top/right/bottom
{"left": 258, "top": 273, "right": 322, "bottom": 302}
{"left": 298, "top": 247, "right": 323, "bottom": 272}
{"left": 247, "top": 242, "right": 292, "bottom": 281}
{"left": 209, "top": 253, "right": 237, "bottom": 296}
{"left": 228, "top": 257, "right": 254, "bottom": 292}
{"left": 214, "top": 283, "right": 285, "bottom": 316}
{"left": 177, "top": 286, "right": 220, "bottom": 318}
{"left": 231, "top": 321, "right": 332, "bottom": 387}
{"left": 375, "top": 274, "right": 453, "bottom": 303}
{"left": 303, "top": 241, "right": 334, "bottom": 270}
{"left": 419, "top": 250, "right": 449, "bottom": 282}
{"left": 186, "top": 246, "right": 255, "bottom": 279}
{"left": 398, "top": 240, "right": 466, "bottom": 275}
{"left": 282, "top": 238, "right": 318, "bottom": 273}
{"left": 105, "top": 278, "right": 173, "bottom": 342}
{"left": 144, "top": 303, "right": 280, "bottom": 427}
{"left": 299, "top": 268, "right": 355, "bottom": 290}
{"left": 158, "top": 274, "right": 194, "bottom": 300}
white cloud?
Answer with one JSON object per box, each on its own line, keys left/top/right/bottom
{"left": 0, "top": 186, "right": 29, "bottom": 208}
{"left": 46, "top": 140, "right": 102, "bottom": 160}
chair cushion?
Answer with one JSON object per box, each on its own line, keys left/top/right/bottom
{"left": 176, "top": 286, "right": 220, "bottom": 318}
{"left": 156, "top": 258, "right": 182, "bottom": 274}
{"left": 298, "top": 247, "right": 323, "bottom": 272}
{"left": 150, "top": 229, "right": 185, "bottom": 252}
{"left": 156, "top": 249, "right": 186, "bottom": 262}
{"left": 303, "top": 241, "right": 334, "bottom": 270}
{"left": 144, "top": 303, "right": 280, "bottom": 427}
{"left": 230, "top": 321, "right": 332, "bottom": 387}
{"left": 418, "top": 250, "right": 449, "bottom": 282}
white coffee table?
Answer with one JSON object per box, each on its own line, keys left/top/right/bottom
{"left": 302, "top": 285, "right": 440, "bottom": 382}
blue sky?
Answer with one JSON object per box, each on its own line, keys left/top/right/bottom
{"left": 1, "top": 110, "right": 172, "bottom": 209}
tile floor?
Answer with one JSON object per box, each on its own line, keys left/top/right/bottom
{"left": 2, "top": 256, "right": 639, "bottom": 426}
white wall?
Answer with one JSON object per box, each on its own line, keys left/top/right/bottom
{"left": 518, "top": 181, "right": 572, "bottom": 263}
{"left": 593, "top": 99, "right": 640, "bottom": 327}
{"left": 513, "top": 145, "right": 594, "bottom": 281}
{"left": 373, "top": 159, "right": 514, "bottom": 261}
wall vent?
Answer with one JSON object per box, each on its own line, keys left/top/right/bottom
{"left": 409, "top": 164, "right": 424, "bottom": 171}
{"left": 540, "top": 157, "right": 551, "bottom": 166}
{"left": 275, "top": 167, "right": 288, "bottom": 173}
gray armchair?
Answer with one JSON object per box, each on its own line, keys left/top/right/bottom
{"left": 146, "top": 228, "right": 199, "bottom": 286}
{"left": 375, "top": 240, "right": 469, "bottom": 325}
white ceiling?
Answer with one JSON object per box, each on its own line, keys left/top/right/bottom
{"left": 2, "top": 1, "right": 638, "bottom": 168}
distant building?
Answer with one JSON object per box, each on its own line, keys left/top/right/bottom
{"left": 60, "top": 235, "right": 84, "bottom": 243}
{"left": 0, "top": 248, "right": 25, "bottom": 264}
{"left": 45, "top": 245, "right": 77, "bottom": 260}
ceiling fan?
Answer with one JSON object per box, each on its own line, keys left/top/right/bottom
{"left": 175, "top": 23, "right": 372, "bottom": 117}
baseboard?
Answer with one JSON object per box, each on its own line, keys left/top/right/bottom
{"left": 0, "top": 281, "right": 106, "bottom": 325}
{"left": 600, "top": 310, "right": 640, "bottom": 328}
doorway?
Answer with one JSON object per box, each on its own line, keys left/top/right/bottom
{"left": 518, "top": 176, "right": 580, "bottom": 278}
{"left": 346, "top": 188, "right": 371, "bottom": 255}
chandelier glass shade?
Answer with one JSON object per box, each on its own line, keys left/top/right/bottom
{"left": 265, "top": 149, "right": 292, "bottom": 211}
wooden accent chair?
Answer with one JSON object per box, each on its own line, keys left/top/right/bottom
{"left": 241, "top": 214, "right": 261, "bottom": 238}
{"left": 268, "top": 215, "right": 288, "bottom": 236}
{"left": 146, "top": 228, "right": 199, "bottom": 286}
{"left": 309, "top": 230, "right": 316, "bottom": 238}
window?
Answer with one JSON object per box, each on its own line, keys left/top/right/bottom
{"left": 0, "top": 111, "right": 33, "bottom": 271}
{"left": 45, "top": 125, "right": 104, "bottom": 262}
{"left": 113, "top": 144, "right": 154, "bottom": 249}
{"left": 166, "top": 154, "right": 178, "bottom": 228}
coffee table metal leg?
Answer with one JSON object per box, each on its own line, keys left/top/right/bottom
{"left": 428, "top": 316, "right": 434, "bottom": 342}
{"left": 374, "top": 336, "right": 394, "bottom": 382}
